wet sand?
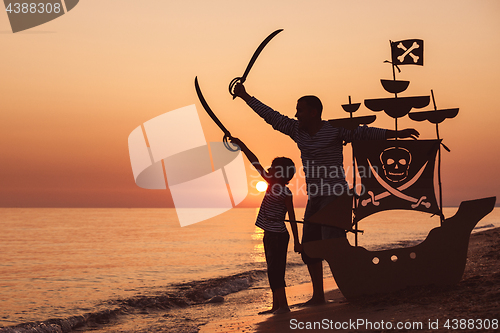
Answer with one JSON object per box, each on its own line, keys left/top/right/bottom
{"left": 200, "top": 227, "right": 500, "bottom": 332}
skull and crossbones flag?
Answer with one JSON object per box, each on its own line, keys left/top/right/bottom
{"left": 391, "top": 39, "right": 424, "bottom": 66}
{"left": 353, "top": 139, "right": 440, "bottom": 222}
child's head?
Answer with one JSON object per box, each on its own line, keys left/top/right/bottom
{"left": 269, "top": 157, "right": 296, "bottom": 184}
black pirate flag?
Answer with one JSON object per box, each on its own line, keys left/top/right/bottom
{"left": 391, "top": 39, "right": 424, "bottom": 66}
{"left": 353, "top": 139, "right": 440, "bottom": 222}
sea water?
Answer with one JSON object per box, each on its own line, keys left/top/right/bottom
{"left": 0, "top": 207, "right": 498, "bottom": 328}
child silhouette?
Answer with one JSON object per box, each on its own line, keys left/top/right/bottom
{"left": 230, "top": 137, "right": 301, "bottom": 314}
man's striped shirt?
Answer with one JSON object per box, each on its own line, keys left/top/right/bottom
{"left": 247, "top": 97, "right": 387, "bottom": 198}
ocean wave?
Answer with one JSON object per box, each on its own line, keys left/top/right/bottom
{"left": 0, "top": 269, "right": 269, "bottom": 333}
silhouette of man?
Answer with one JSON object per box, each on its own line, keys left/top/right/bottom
{"left": 233, "top": 83, "right": 419, "bottom": 305}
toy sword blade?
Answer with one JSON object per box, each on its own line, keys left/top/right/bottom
{"left": 195, "top": 77, "right": 238, "bottom": 151}
{"left": 229, "top": 29, "right": 283, "bottom": 99}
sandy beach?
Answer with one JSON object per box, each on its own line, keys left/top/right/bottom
{"left": 200, "top": 227, "right": 500, "bottom": 332}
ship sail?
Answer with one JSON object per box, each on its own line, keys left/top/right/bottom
{"left": 353, "top": 139, "right": 440, "bottom": 222}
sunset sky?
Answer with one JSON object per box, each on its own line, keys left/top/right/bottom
{"left": 1, "top": 0, "right": 499, "bottom": 208}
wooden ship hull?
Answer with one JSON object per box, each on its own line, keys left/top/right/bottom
{"left": 303, "top": 197, "right": 496, "bottom": 300}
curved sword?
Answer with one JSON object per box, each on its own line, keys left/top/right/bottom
{"left": 229, "top": 29, "right": 283, "bottom": 99}
{"left": 362, "top": 161, "right": 429, "bottom": 206}
{"left": 195, "top": 77, "right": 238, "bottom": 151}
{"left": 367, "top": 160, "right": 430, "bottom": 208}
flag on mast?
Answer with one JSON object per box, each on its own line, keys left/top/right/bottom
{"left": 391, "top": 39, "right": 424, "bottom": 66}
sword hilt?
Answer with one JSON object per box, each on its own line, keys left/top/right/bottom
{"left": 223, "top": 133, "right": 240, "bottom": 152}
{"left": 229, "top": 76, "right": 245, "bottom": 100}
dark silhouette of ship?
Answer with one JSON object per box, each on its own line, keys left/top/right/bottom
{"left": 303, "top": 39, "right": 496, "bottom": 300}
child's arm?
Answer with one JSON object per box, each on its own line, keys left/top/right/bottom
{"left": 285, "top": 194, "right": 302, "bottom": 253}
{"left": 229, "top": 137, "right": 267, "bottom": 178}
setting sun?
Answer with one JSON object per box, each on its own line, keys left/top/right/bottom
{"left": 256, "top": 181, "right": 268, "bottom": 192}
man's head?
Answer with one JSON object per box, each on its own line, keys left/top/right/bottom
{"left": 269, "top": 157, "right": 296, "bottom": 184}
{"left": 295, "top": 95, "right": 323, "bottom": 129}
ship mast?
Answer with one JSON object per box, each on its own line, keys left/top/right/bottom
{"left": 431, "top": 90, "right": 445, "bottom": 224}
{"left": 390, "top": 40, "right": 399, "bottom": 139}
{"left": 408, "top": 91, "right": 459, "bottom": 225}
{"left": 342, "top": 96, "right": 361, "bottom": 246}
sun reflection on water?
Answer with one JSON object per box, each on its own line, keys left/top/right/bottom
{"left": 251, "top": 208, "right": 266, "bottom": 262}
{"left": 251, "top": 226, "right": 265, "bottom": 263}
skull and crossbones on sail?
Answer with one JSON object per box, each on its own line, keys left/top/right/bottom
{"left": 352, "top": 139, "right": 441, "bottom": 220}
{"left": 362, "top": 146, "right": 431, "bottom": 209}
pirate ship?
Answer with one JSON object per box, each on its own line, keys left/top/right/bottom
{"left": 303, "top": 39, "right": 496, "bottom": 300}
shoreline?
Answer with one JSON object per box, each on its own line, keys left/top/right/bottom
{"left": 200, "top": 227, "right": 500, "bottom": 332}
{"left": 1, "top": 227, "right": 498, "bottom": 332}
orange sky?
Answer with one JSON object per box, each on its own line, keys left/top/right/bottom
{"left": 1, "top": 0, "right": 499, "bottom": 208}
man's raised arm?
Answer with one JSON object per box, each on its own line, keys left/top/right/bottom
{"left": 232, "top": 83, "right": 296, "bottom": 137}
